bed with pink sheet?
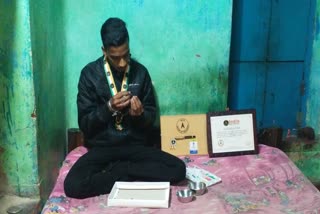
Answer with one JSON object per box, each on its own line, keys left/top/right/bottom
{"left": 41, "top": 144, "right": 320, "bottom": 214}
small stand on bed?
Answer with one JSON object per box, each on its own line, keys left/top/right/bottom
{"left": 67, "top": 128, "right": 84, "bottom": 153}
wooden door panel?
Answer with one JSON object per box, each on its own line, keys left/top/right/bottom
{"left": 229, "top": 0, "right": 311, "bottom": 131}
{"left": 263, "top": 62, "right": 304, "bottom": 129}
{"left": 228, "top": 62, "right": 266, "bottom": 128}
{"left": 230, "top": 0, "right": 271, "bottom": 61}
{"left": 268, "top": 0, "right": 311, "bottom": 61}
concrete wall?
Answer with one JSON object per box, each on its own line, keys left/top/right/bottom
{"left": 0, "top": 0, "right": 233, "bottom": 203}
{"left": 306, "top": 0, "right": 320, "bottom": 135}
{"left": 1, "top": 0, "right": 319, "bottom": 206}
{"left": 29, "top": 0, "right": 67, "bottom": 203}
{"left": 63, "top": 0, "right": 233, "bottom": 128}
{"left": 0, "top": 0, "right": 38, "bottom": 196}
{"left": 0, "top": 0, "right": 67, "bottom": 202}
{"left": 0, "top": 0, "right": 232, "bottom": 202}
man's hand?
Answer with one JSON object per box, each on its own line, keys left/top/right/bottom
{"left": 109, "top": 91, "right": 132, "bottom": 111}
{"left": 129, "top": 96, "right": 144, "bottom": 116}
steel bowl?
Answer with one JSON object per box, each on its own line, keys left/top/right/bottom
{"left": 188, "top": 181, "right": 207, "bottom": 196}
{"left": 176, "top": 189, "right": 194, "bottom": 203}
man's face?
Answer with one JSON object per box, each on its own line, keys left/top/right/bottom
{"left": 103, "top": 41, "right": 130, "bottom": 73}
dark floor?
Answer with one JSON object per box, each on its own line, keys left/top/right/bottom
{"left": 0, "top": 194, "right": 40, "bottom": 214}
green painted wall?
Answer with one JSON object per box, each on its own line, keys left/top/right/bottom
{"left": 0, "top": 0, "right": 38, "bottom": 196}
{"left": 29, "top": 0, "right": 67, "bottom": 204}
{"left": 1, "top": 0, "right": 232, "bottom": 205}
{"left": 306, "top": 0, "right": 320, "bottom": 135}
{"left": 0, "top": 0, "right": 67, "bottom": 203}
{"left": 64, "top": 0, "right": 233, "bottom": 128}
{"left": 2, "top": 0, "right": 320, "bottom": 208}
{"left": 2, "top": 0, "right": 319, "bottom": 207}
{"left": 282, "top": 0, "right": 320, "bottom": 186}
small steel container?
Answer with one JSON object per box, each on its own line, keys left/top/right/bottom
{"left": 176, "top": 189, "right": 194, "bottom": 203}
{"left": 188, "top": 182, "right": 207, "bottom": 196}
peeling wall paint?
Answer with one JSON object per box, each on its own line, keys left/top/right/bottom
{"left": 1, "top": 0, "right": 319, "bottom": 206}
{"left": 1, "top": 0, "right": 232, "bottom": 202}
{"left": 306, "top": 0, "right": 320, "bottom": 135}
{"left": 0, "top": 0, "right": 38, "bottom": 196}
{"left": 29, "top": 0, "right": 67, "bottom": 203}
{"left": 63, "top": 0, "right": 233, "bottom": 128}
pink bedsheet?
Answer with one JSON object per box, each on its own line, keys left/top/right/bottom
{"left": 41, "top": 145, "right": 320, "bottom": 213}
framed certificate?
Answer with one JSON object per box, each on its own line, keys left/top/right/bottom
{"left": 206, "top": 109, "right": 258, "bottom": 157}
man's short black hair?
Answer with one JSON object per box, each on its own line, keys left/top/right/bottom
{"left": 100, "top": 17, "right": 129, "bottom": 49}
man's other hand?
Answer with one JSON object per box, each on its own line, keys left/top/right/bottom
{"left": 129, "top": 96, "right": 144, "bottom": 116}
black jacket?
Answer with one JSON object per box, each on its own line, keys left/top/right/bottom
{"left": 77, "top": 56, "right": 156, "bottom": 148}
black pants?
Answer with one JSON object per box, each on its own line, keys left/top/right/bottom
{"left": 64, "top": 145, "right": 186, "bottom": 199}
